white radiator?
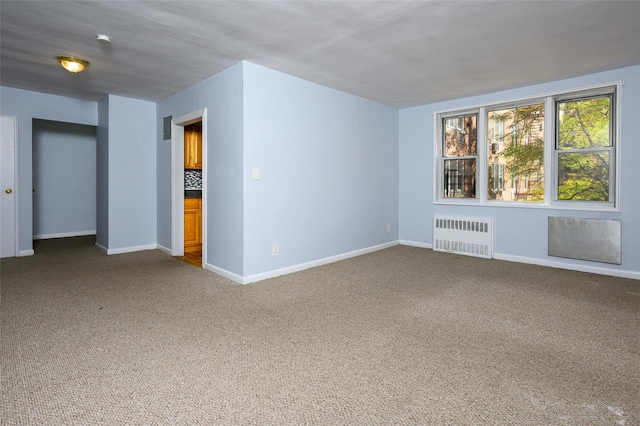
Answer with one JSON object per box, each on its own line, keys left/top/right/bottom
{"left": 433, "top": 216, "right": 494, "bottom": 259}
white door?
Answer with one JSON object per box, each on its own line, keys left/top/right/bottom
{"left": 1, "top": 115, "right": 18, "bottom": 258}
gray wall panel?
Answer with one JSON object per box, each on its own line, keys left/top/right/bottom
{"left": 548, "top": 217, "right": 621, "bottom": 264}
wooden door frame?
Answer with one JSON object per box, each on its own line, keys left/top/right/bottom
{"left": 171, "top": 109, "right": 207, "bottom": 266}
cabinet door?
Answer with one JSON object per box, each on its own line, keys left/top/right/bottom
{"left": 184, "top": 198, "right": 202, "bottom": 248}
{"left": 184, "top": 124, "right": 202, "bottom": 169}
{"left": 184, "top": 208, "right": 199, "bottom": 247}
{"left": 184, "top": 127, "right": 195, "bottom": 168}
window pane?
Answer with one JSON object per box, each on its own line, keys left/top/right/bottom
{"left": 558, "top": 96, "right": 611, "bottom": 150}
{"left": 443, "top": 159, "right": 476, "bottom": 198}
{"left": 487, "top": 104, "right": 544, "bottom": 201}
{"left": 443, "top": 114, "right": 477, "bottom": 157}
{"left": 558, "top": 152, "right": 610, "bottom": 201}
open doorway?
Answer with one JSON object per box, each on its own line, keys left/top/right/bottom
{"left": 181, "top": 121, "right": 202, "bottom": 267}
{"left": 171, "top": 109, "right": 207, "bottom": 268}
{"left": 32, "top": 119, "right": 97, "bottom": 248}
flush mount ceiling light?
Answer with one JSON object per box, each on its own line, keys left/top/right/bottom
{"left": 56, "top": 55, "right": 89, "bottom": 73}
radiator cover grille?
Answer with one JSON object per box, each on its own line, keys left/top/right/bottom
{"left": 433, "top": 216, "right": 494, "bottom": 259}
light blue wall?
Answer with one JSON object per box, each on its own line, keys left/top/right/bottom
{"left": 32, "top": 119, "right": 96, "bottom": 238}
{"left": 242, "top": 62, "right": 399, "bottom": 276}
{"left": 399, "top": 65, "right": 640, "bottom": 276}
{"left": 156, "top": 63, "right": 244, "bottom": 275}
{"left": 0, "top": 87, "right": 97, "bottom": 254}
{"left": 102, "top": 95, "right": 157, "bottom": 251}
{"left": 5, "top": 63, "right": 636, "bottom": 279}
{"left": 96, "top": 96, "right": 109, "bottom": 249}
{"left": 156, "top": 61, "right": 398, "bottom": 279}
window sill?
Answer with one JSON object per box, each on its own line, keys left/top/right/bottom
{"left": 434, "top": 199, "right": 619, "bottom": 213}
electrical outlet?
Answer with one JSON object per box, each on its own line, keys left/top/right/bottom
{"left": 387, "top": 224, "right": 391, "bottom": 233}
{"left": 272, "top": 244, "right": 279, "bottom": 256}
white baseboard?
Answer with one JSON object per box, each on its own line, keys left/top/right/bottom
{"left": 398, "top": 241, "right": 639, "bottom": 280}
{"left": 494, "top": 252, "right": 640, "bottom": 280}
{"left": 238, "top": 241, "right": 399, "bottom": 284}
{"left": 156, "top": 244, "right": 172, "bottom": 255}
{"left": 94, "top": 243, "right": 157, "bottom": 255}
{"left": 18, "top": 249, "right": 34, "bottom": 257}
{"left": 204, "top": 263, "right": 245, "bottom": 284}
{"left": 399, "top": 240, "right": 433, "bottom": 249}
{"left": 201, "top": 241, "right": 400, "bottom": 285}
{"left": 107, "top": 244, "right": 157, "bottom": 255}
{"left": 33, "top": 230, "right": 96, "bottom": 240}
{"left": 98, "top": 238, "right": 639, "bottom": 281}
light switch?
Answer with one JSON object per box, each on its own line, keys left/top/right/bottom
{"left": 252, "top": 168, "right": 260, "bottom": 180}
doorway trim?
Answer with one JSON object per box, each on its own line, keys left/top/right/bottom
{"left": 0, "top": 115, "right": 20, "bottom": 258}
{"left": 171, "top": 108, "right": 207, "bottom": 267}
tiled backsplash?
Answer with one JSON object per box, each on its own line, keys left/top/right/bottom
{"left": 185, "top": 169, "right": 202, "bottom": 190}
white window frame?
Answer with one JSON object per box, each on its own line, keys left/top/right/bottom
{"left": 437, "top": 111, "right": 479, "bottom": 201}
{"left": 553, "top": 87, "right": 617, "bottom": 209}
{"left": 433, "top": 81, "right": 621, "bottom": 211}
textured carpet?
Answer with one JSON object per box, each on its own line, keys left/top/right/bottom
{"left": 1, "top": 236, "right": 639, "bottom": 425}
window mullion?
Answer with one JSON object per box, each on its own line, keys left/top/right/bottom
{"left": 477, "top": 107, "right": 487, "bottom": 202}
{"left": 544, "top": 96, "right": 554, "bottom": 204}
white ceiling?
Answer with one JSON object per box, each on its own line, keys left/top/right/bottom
{"left": 1, "top": 1, "right": 639, "bottom": 108}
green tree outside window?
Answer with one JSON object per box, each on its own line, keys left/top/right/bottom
{"left": 557, "top": 95, "right": 612, "bottom": 201}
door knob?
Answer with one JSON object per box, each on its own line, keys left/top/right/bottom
{"left": 5, "top": 189, "right": 12, "bottom": 194}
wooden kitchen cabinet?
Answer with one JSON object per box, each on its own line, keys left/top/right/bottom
{"left": 184, "top": 198, "right": 202, "bottom": 251}
{"left": 184, "top": 122, "right": 202, "bottom": 169}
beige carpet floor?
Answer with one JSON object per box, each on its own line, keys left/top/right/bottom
{"left": 1, "top": 236, "right": 639, "bottom": 425}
